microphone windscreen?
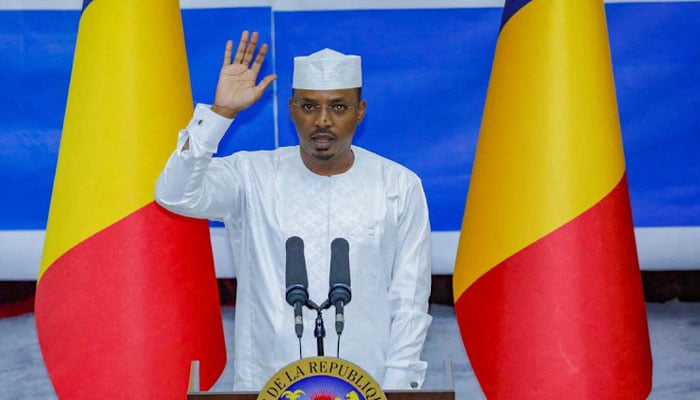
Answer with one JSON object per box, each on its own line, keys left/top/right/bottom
{"left": 330, "top": 238, "right": 350, "bottom": 287}
{"left": 285, "top": 236, "right": 308, "bottom": 289}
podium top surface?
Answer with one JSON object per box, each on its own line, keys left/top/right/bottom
{"left": 188, "top": 390, "right": 455, "bottom": 400}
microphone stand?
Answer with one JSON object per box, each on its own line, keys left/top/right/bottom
{"left": 314, "top": 309, "right": 325, "bottom": 356}
{"left": 306, "top": 299, "right": 332, "bottom": 357}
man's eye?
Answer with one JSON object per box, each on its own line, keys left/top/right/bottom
{"left": 302, "top": 103, "right": 317, "bottom": 111}
{"left": 332, "top": 104, "right": 348, "bottom": 112}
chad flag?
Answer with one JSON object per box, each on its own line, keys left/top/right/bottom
{"left": 453, "top": 1, "right": 653, "bottom": 398}
{"left": 35, "top": 1, "right": 226, "bottom": 398}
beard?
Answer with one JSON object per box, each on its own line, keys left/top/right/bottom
{"left": 311, "top": 150, "right": 334, "bottom": 161}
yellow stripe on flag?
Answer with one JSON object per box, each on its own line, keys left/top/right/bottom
{"left": 454, "top": 0, "right": 627, "bottom": 297}
{"left": 39, "top": 0, "right": 192, "bottom": 277}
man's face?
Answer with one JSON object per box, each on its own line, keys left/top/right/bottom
{"left": 289, "top": 88, "right": 366, "bottom": 163}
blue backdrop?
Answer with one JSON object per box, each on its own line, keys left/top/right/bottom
{"left": 1, "top": 2, "right": 698, "bottom": 233}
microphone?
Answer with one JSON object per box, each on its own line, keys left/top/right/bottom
{"left": 285, "top": 236, "right": 309, "bottom": 338}
{"left": 328, "top": 238, "right": 351, "bottom": 335}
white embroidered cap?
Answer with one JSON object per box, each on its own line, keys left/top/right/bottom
{"left": 292, "top": 48, "right": 362, "bottom": 90}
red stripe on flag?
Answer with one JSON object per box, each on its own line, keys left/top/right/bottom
{"left": 35, "top": 203, "right": 225, "bottom": 399}
{"left": 454, "top": 175, "right": 652, "bottom": 399}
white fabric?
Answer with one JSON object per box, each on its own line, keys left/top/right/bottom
{"left": 155, "top": 105, "right": 432, "bottom": 391}
{"left": 293, "top": 48, "right": 362, "bottom": 90}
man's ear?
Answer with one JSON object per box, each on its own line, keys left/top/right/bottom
{"left": 357, "top": 99, "right": 367, "bottom": 123}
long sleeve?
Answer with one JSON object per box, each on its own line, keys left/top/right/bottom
{"left": 154, "top": 104, "right": 238, "bottom": 221}
{"left": 382, "top": 179, "right": 433, "bottom": 390}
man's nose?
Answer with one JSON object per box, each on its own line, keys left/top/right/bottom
{"left": 314, "top": 107, "right": 333, "bottom": 127}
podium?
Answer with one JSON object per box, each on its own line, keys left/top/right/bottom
{"left": 187, "top": 392, "right": 454, "bottom": 399}
{"left": 187, "top": 360, "right": 456, "bottom": 400}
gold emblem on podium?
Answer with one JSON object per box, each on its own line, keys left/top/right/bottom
{"left": 257, "top": 357, "right": 386, "bottom": 400}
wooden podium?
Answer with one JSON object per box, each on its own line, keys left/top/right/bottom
{"left": 187, "top": 391, "right": 454, "bottom": 400}
{"left": 187, "top": 360, "right": 456, "bottom": 400}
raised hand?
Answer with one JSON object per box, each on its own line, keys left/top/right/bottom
{"left": 211, "top": 31, "right": 277, "bottom": 118}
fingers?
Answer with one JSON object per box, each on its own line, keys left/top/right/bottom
{"left": 233, "top": 30, "right": 249, "bottom": 64}
{"left": 241, "top": 31, "right": 259, "bottom": 66}
{"left": 231, "top": 31, "right": 268, "bottom": 68}
{"left": 258, "top": 74, "right": 277, "bottom": 90}
{"left": 250, "top": 43, "right": 269, "bottom": 75}
{"left": 254, "top": 74, "right": 277, "bottom": 99}
{"left": 222, "top": 40, "right": 233, "bottom": 66}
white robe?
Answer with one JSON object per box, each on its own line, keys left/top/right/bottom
{"left": 155, "top": 105, "right": 432, "bottom": 391}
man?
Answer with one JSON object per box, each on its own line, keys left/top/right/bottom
{"left": 155, "top": 31, "right": 432, "bottom": 391}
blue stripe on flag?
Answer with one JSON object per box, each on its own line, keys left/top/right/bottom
{"left": 501, "top": 0, "right": 532, "bottom": 30}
